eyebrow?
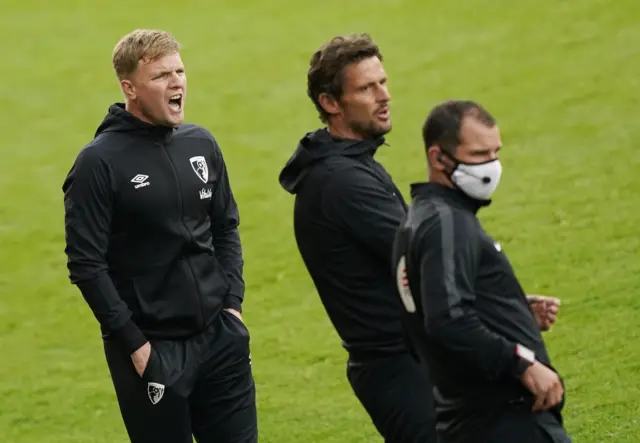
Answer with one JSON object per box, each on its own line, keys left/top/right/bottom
{"left": 153, "top": 67, "right": 184, "bottom": 77}
{"left": 356, "top": 76, "right": 387, "bottom": 89}
{"left": 471, "top": 146, "right": 501, "bottom": 154}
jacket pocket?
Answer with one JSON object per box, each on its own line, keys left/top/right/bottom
{"left": 189, "top": 252, "right": 230, "bottom": 318}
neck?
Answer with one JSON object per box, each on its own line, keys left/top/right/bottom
{"left": 327, "top": 122, "right": 365, "bottom": 141}
{"left": 428, "top": 169, "right": 455, "bottom": 188}
{"left": 125, "top": 100, "right": 155, "bottom": 126}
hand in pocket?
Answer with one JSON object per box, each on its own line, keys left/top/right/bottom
{"left": 224, "top": 308, "right": 243, "bottom": 323}
{"left": 131, "top": 342, "right": 152, "bottom": 377}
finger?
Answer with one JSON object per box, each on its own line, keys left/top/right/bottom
{"left": 547, "top": 304, "right": 560, "bottom": 314}
{"left": 532, "top": 393, "right": 546, "bottom": 412}
{"left": 535, "top": 296, "right": 561, "bottom": 307}
{"left": 541, "top": 394, "right": 554, "bottom": 411}
{"left": 547, "top": 385, "right": 563, "bottom": 409}
{"left": 531, "top": 303, "right": 545, "bottom": 314}
{"left": 545, "top": 313, "right": 557, "bottom": 323}
{"left": 543, "top": 384, "right": 562, "bottom": 410}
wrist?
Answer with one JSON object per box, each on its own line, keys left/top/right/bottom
{"left": 512, "top": 343, "right": 536, "bottom": 378}
{"left": 223, "top": 302, "right": 242, "bottom": 314}
{"left": 111, "top": 319, "right": 147, "bottom": 356}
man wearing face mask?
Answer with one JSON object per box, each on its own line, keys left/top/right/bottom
{"left": 391, "top": 100, "right": 572, "bottom": 443}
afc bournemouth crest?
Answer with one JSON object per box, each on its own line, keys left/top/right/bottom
{"left": 395, "top": 256, "right": 416, "bottom": 313}
{"left": 190, "top": 156, "right": 209, "bottom": 184}
{"left": 147, "top": 382, "right": 165, "bottom": 405}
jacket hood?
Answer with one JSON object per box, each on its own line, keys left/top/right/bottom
{"left": 94, "top": 103, "right": 176, "bottom": 139}
{"left": 278, "top": 128, "right": 386, "bottom": 194}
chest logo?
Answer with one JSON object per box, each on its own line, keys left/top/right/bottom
{"left": 190, "top": 156, "right": 209, "bottom": 184}
{"left": 395, "top": 256, "right": 417, "bottom": 314}
{"left": 131, "top": 174, "right": 150, "bottom": 189}
{"left": 494, "top": 241, "right": 502, "bottom": 252}
{"left": 199, "top": 188, "right": 212, "bottom": 200}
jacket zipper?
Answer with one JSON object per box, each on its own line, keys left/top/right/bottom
{"left": 362, "top": 156, "right": 408, "bottom": 210}
{"left": 160, "top": 143, "right": 205, "bottom": 329}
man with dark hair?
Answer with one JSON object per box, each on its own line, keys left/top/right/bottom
{"left": 392, "top": 99, "right": 571, "bottom": 443}
{"left": 278, "top": 33, "right": 437, "bottom": 443}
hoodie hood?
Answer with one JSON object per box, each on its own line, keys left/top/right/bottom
{"left": 94, "top": 103, "right": 176, "bottom": 140}
{"left": 278, "top": 128, "right": 386, "bottom": 194}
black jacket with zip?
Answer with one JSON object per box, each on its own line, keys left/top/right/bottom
{"left": 279, "top": 128, "right": 410, "bottom": 359}
{"left": 392, "top": 182, "right": 565, "bottom": 442}
{"left": 63, "top": 103, "right": 244, "bottom": 354}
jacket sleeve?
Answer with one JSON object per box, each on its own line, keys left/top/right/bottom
{"left": 63, "top": 147, "right": 147, "bottom": 355}
{"left": 208, "top": 138, "right": 245, "bottom": 312}
{"left": 323, "top": 167, "right": 406, "bottom": 265}
{"left": 414, "top": 203, "right": 522, "bottom": 381}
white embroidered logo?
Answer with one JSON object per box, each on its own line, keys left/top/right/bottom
{"left": 131, "top": 174, "right": 150, "bottom": 189}
{"left": 199, "top": 188, "right": 212, "bottom": 200}
{"left": 147, "top": 382, "right": 165, "bottom": 405}
{"left": 190, "top": 156, "right": 208, "bottom": 184}
{"left": 494, "top": 241, "right": 502, "bottom": 252}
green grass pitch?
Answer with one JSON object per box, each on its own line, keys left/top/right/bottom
{"left": 1, "top": 0, "right": 639, "bottom": 441}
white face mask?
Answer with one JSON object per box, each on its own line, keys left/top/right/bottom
{"left": 450, "top": 159, "right": 502, "bottom": 200}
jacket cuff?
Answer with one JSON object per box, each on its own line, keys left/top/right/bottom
{"left": 223, "top": 294, "right": 243, "bottom": 313}
{"left": 111, "top": 319, "right": 147, "bottom": 355}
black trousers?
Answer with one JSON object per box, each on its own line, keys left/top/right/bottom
{"left": 438, "top": 400, "right": 572, "bottom": 443}
{"left": 103, "top": 310, "right": 257, "bottom": 443}
{"left": 485, "top": 408, "right": 571, "bottom": 443}
{"left": 347, "top": 352, "right": 437, "bottom": 443}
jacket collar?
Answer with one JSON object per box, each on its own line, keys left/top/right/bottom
{"left": 410, "top": 182, "right": 492, "bottom": 214}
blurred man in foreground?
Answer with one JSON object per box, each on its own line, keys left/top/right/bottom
{"left": 62, "top": 29, "right": 257, "bottom": 443}
{"left": 392, "top": 99, "right": 571, "bottom": 443}
{"left": 278, "top": 33, "right": 437, "bottom": 442}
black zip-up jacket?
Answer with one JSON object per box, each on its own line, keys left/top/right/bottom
{"left": 63, "top": 103, "right": 244, "bottom": 355}
{"left": 392, "top": 182, "right": 565, "bottom": 441}
{"left": 279, "top": 128, "right": 409, "bottom": 359}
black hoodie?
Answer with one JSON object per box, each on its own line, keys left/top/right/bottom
{"left": 63, "top": 103, "right": 244, "bottom": 354}
{"left": 279, "top": 128, "right": 410, "bottom": 358}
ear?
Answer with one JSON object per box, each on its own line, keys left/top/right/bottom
{"left": 120, "top": 79, "right": 136, "bottom": 101}
{"left": 427, "top": 146, "right": 447, "bottom": 172}
{"left": 318, "top": 92, "right": 342, "bottom": 118}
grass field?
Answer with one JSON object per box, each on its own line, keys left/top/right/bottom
{"left": 1, "top": 0, "right": 639, "bottom": 441}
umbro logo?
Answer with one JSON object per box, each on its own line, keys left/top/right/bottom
{"left": 131, "top": 174, "right": 150, "bottom": 189}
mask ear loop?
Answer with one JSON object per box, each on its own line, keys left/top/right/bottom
{"left": 437, "top": 151, "right": 459, "bottom": 176}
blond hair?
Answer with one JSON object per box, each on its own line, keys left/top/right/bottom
{"left": 112, "top": 29, "right": 181, "bottom": 80}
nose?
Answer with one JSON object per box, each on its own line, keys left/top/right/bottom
{"left": 377, "top": 83, "right": 391, "bottom": 102}
{"left": 169, "top": 71, "right": 185, "bottom": 88}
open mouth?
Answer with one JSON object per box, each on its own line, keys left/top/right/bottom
{"left": 376, "top": 106, "right": 390, "bottom": 120}
{"left": 168, "top": 94, "right": 183, "bottom": 112}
